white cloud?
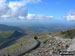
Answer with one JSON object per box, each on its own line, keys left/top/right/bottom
{"left": 0, "top": 0, "right": 54, "bottom": 21}
{"left": 0, "top": 0, "right": 9, "bottom": 18}
{"left": 0, "top": 0, "right": 53, "bottom": 21}
{"left": 0, "top": 0, "right": 6, "bottom": 5}
{"left": 8, "top": 0, "right": 41, "bottom": 10}
{"left": 63, "top": 10, "right": 75, "bottom": 21}
{"left": 0, "top": 0, "right": 41, "bottom": 20}
{"left": 0, "top": 5, "right": 9, "bottom": 16}
{"left": 26, "top": 14, "right": 36, "bottom": 20}
{"left": 26, "top": 14, "right": 54, "bottom": 20}
{"left": 18, "top": 16, "right": 25, "bottom": 20}
{"left": 8, "top": 1, "right": 23, "bottom": 10}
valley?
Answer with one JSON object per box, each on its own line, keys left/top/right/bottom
{"left": 0, "top": 24, "right": 75, "bottom": 56}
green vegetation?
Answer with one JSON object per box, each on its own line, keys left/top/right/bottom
{"left": 0, "top": 31, "right": 14, "bottom": 44}
{"left": 52, "top": 28, "right": 75, "bottom": 39}
{"left": 38, "top": 33, "right": 48, "bottom": 41}
{"left": 1, "top": 28, "right": 75, "bottom": 56}
{"left": 0, "top": 32, "right": 48, "bottom": 54}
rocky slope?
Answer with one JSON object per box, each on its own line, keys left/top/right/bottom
{"left": 23, "top": 35, "right": 71, "bottom": 56}
{"left": 0, "top": 29, "right": 75, "bottom": 56}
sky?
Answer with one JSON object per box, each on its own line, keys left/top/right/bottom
{"left": 0, "top": 0, "right": 75, "bottom": 24}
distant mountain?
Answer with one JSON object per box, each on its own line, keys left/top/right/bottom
{"left": 0, "top": 30, "right": 25, "bottom": 50}
{"left": 1, "top": 20, "right": 75, "bottom": 33}
{"left": 18, "top": 23, "right": 75, "bottom": 33}
{"left": 0, "top": 24, "right": 25, "bottom": 33}
{"left": 0, "top": 24, "right": 27, "bottom": 49}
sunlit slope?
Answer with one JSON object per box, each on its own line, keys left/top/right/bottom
{"left": 0, "top": 30, "right": 25, "bottom": 50}
{"left": 0, "top": 33, "right": 48, "bottom": 56}
{"left": 52, "top": 28, "right": 75, "bottom": 39}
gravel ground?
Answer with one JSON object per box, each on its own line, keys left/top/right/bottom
{"left": 24, "top": 35, "right": 72, "bottom": 56}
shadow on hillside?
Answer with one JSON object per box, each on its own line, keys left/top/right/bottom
{"left": 0, "top": 31, "right": 27, "bottom": 50}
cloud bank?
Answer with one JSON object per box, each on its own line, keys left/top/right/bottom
{"left": 63, "top": 10, "right": 75, "bottom": 21}
{"left": 26, "top": 14, "right": 53, "bottom": 20}
{"left": 0, "top": 0, "right": 53, "bottom": 20}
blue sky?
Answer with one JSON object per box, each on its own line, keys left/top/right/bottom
{"left": 0, "top": 0, "right": 75, "bottom": 24}
{"left": 26, "top": 0, "right": 75, "bottom": 19}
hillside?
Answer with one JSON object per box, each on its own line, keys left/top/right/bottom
{"left": 0, "top": 24, "right": 25, "bottom": 33}
{"left": 0, "top": 28, "right": 75, "bottom": 56}
{"left": 22, "top": 29, "right": 75, "bottom": 56}
{"left": 0, "top": 24, "right": 26, "bottom": 50}
{"left": 0, "top": 32, "right": 48, "bottom": 56}
{"left": 18, "top": 24, "right": 75, "bottom": 33}
{"left": 52, "top": 28, "right": 75, "bottom": 39}
{"left": 0, "top": 31, "right": 14, "bottom": 45}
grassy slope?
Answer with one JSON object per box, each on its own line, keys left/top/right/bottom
{"left": 0, "top": 32, "right": 48, "bottom": 53}
{"left": 0, "top": 31, "right": 14, "bottom": 44}
{"left": 1, "top": 28, "right": 75, "bottom": 55}
{"left": 52, "top": 28, "right": 75, "bottom": 39}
